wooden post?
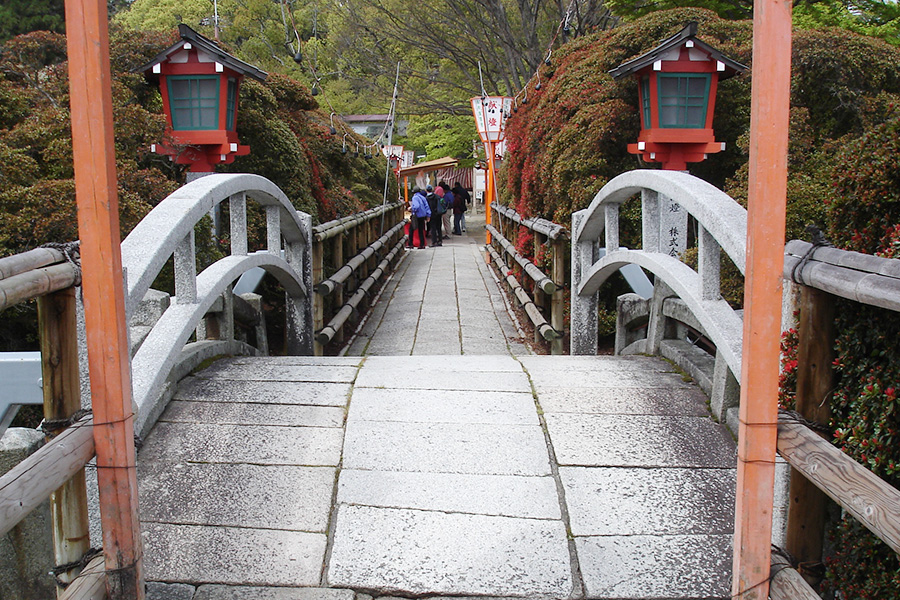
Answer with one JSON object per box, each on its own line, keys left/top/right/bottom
{"left": 64, "top": 0, "right": 144, "bottom": 597}
{"left": 38, "top": 288, "right": 91, "bottom": 594}
{"left": 313, "top": 240, "right": 324, "bottom": 356}
{"left": 732, "top": 0, "right": 792, "bottom": 597}
{"left": 784, "top": 286, "right": 835, "bottom": 584}
{"left": 551, "top": 239, "right": 566, "bottom": 355}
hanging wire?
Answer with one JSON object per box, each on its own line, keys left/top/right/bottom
{"left": 511, "top": 0, "right": 578, "bottom": 106}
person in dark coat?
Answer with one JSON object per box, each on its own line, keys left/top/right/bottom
{"left": 426, "top": 185, "right": 443, "bottom": 246}
{"left": 452, "top": 182, "right": 471, "bottom": 232}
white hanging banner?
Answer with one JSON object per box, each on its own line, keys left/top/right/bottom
{"left": 471, "top": 96, "right": 512, "bottom": 143}
{"left": 401, "top": 150, "right": 415, "bottom": 168}
{"left": 381, "top": 144, "right": 404, "bottom": 159}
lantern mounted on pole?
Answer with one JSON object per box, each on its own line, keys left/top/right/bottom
{"left": 471, "top": 95, "right": 512, "bottom": 244}
{"left": 136, "top": 24, "right": 267, "bottom": 172}
{"left": 609, "top": 22, "right": 746, "bottom": 171}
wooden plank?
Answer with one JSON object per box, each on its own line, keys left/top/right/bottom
{"left": 0, "top": 416, "right": 95, "bottom": 537}
{"left": 39, "top": 288, "right": 92, "bottom": 592}
{"left": 64, "top": 1, "right": 145, "bottom": 597}
{"left": 785, "top": 286, "right": 835, "bottom": 580}
{"left": 0, "top": 247, "right": 68, "bottom": 281}
{"left": 732, "top": 0, "right": 792, "bottom": 596}
{"left": 778, "top": 418, "right": 900, "bottom": 555}
{"left": 59, "top": 554, "right": 107, "bottom": 600}
{"left": 0, "top": 263, "right": 81, "bottom": 312}
{"left": 769, "top": 552, "right": 821, "bottom": 600}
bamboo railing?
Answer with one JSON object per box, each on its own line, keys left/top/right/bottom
{"left": 0, "top": 245, "right": 101, "bottom": 598}
{"left": 488, "top": 202, "right": 567, "bottom": 354}
{"left": 311, "top": 201, "right": 406, "bottom": 353}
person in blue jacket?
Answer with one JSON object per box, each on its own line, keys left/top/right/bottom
{"left": 409, "top": 187, "right": 431, "bottom": 249}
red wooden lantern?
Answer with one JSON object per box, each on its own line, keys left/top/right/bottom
{"left": 610, "top": 23, "right": 746, "bottom": 171}
{"left": 137, "top": 25, "right": 267, "bottom": 172}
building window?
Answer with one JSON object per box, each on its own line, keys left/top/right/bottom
{"left": 168, "top": 75, "right": 219, "bottom": 130}
{"left": 657, "top": 74, "right": 710, "bottom": 128}
{"left": 226, "top": 78, "right": 237, "bottom": 130}
{"left": 641, "top": 76, "right": 651, "bottom": 129}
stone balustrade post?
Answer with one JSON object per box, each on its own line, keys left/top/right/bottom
{"left": 570, "top": 210, "right": 598, "bottom": 355}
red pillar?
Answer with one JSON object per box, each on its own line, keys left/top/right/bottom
{"left": 64, "top": 1, "right": 145, "bottom": 597}
{"left": 732, "top": 0, "right": 792, "bottom": 597}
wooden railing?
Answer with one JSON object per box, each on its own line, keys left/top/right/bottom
{"left": 769, "top": 241, "right": 900, "bottom": 597}
{"left": 487, "top": 202, "right": 567, "bottom": 354}
{"left": 311, "top": 201, "right": 406, "bottom": 353}
{"left": 0, "top": 245, "right": 102, "bottom": 598}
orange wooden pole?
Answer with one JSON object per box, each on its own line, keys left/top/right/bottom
{"left": 485, "top": 142, "right": 496, "bottom": 246}
{"left": 732, "top": 0, "right": 792, "bottom": 597}
{"left": 64, "top": 1, "right": 145, "bottom": 598}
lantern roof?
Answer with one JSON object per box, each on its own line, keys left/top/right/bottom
{"left": 135, "top": 24, "right": 267, "bottom": 83}
{"left": 609, "top": 22, "right": 747, "bottom": 81}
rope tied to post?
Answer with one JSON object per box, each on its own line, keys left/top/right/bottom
{"left": 778, "top": 408, "right": 832, "bottom": 435}
{"left": 40, "top": 408, "right": 92, "bottom": 437}
{"left": 50, "top": 546, "right": 103, "bottom": 589}
{"left": 39, "top": 241, "right": 82, "bottom": 286}
{"left": 790, "top": 226, "right": 832, "bottom": 286}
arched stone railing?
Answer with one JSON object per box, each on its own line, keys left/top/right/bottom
{"left": 121, "top": 173, "right": 313, "bottom": 435}
{"left": 571, "top": 169, "right": 747, "bottom": 421}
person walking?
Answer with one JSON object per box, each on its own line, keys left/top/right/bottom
{"left": 409, "top": 187, "right": 430, "bottom": 249}
{"left": 451, "top": 186, "right": 466, "bottom": 235}
{"left": 438, "top": 181, "right": 453, "bottom": 239}
{"left": 452, "top": 182, "right": 471, "bottom": 232}
{"left": 426, "top": 185, "right": 443, "bottom": 246}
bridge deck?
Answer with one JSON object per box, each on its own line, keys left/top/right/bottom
{"left": 136, "top": 213, "right": 738, "bottom": 600}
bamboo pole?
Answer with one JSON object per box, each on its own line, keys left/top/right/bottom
{"left": 0, "top": 247, "right": 69, "bottom": 281}
{"left": 0, "top": 263, "right": 81, "bottom": 311}
{"left": 550, "top": 239, "right": 566, "bottom": 355}
{"left": 38, "top": 288, "right": 91, "bottom": 593}
{"left": 0, "top": 416, "right": 95, "bottom": 537}
{"left": 732, "top": 0, "right": 792, "bottom": 596}
{"left": 63, "top": 0, "right": 144, "bottom": 597}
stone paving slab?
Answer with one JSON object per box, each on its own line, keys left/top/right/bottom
{"left": 327, "top": 505, "right": 573, "bottom": 597}
{"left": 142, "top": 522, "right": 326, "bottom": 587}
{"left": 546, "top": 413, "right": 736, "bottom": 468}
{"left": 349, "top": 388, "right": 538, "bottom": 425}
{"left": 363, "top": 355, "right": 522, "bottom": 372}
{"left": 160, "top": 400, "right": 345, "bottom": 428}
{"left": 576, "top": 534, "right": 732, "bottom": 599}
{"left": 537, "top": 386, "right": 711, "bottom": 416}
{"left": 229, "top": 356, "right": 364, "bottom": 367}
{"left": 175, "top": 378, "right": 352, "bottom": 406}
{"left": 337, "top": 470, "right": 561, "bottom": 519}
{"left": 139, "top": 422, "right": 344, "bottom": 466}
{"left": 195, "top": 363, "right": 359, "bottom": 383}
{"left": 342, "top": 421, "right": 552, "bottom": 475}
{"left": 354, "top": 369, "right": 530, "bottom": 391}
{"left": 530, "top": 369, "right": 694, "bottom": 391}
{"left": 194, "top": 586, "right": 354, "bottom": 600}
{"left": 519, "top": 355, "right": 670, "bottom": 372}
{"left": 560, "top": 466, "right": 735, "bottom": 536}
{"left": 139, "top": 463, "right": 335, "bottom": 531}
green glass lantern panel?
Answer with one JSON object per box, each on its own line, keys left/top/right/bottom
{"left": 641, "top": 76, "right": 651, "bottom": 128}
{"left": 226, "top": 78, "right": 238, "bottom": 130}
{"left": 657, "top": 74, "right": 710, "bottom": 129}
{"left": 168, "top": 75, "right": 220, "bottom": 130}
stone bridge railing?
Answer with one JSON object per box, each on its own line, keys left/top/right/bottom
{"left": 571, "top": 169, "right": 747, "bottom": 423}
{"left": 121, "top": 173, "right": 313, "bottom": 436}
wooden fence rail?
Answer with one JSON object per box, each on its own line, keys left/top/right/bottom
{"left": 311, "top": 202, "right": 406, "bottom": 353}
{"left": 775, "top": 239, "right": 900, "bottom": 593}
{"left": 488, "top": 202, "right": 567, "bottom": 354}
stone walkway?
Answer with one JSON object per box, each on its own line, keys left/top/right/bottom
{"left": 137, "top": 211, "right": 738, "bottom": 600}
{"left": 345, "top": 211, "right": 530, "bottom": 356}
